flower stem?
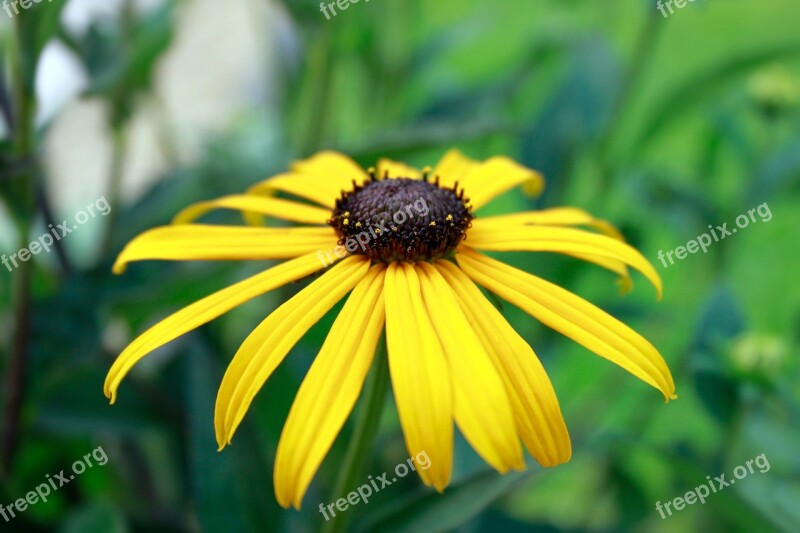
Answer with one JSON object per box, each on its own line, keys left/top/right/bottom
{"left": 322, "top": 336, "right": 390, "bottom": 533}
{"left": 2, "top": 13, "right": 36, "bottom": 478}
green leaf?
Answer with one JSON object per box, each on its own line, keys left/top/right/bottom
{"left": 58, "top": 501, "right": 128, "bottom": 533}
{"left": 635, "top": 42, "right": 800, "bottom": 149}
{"left": 15, "top": 1, "right": 67, "bottom": 90}
{"left": 184, "top": 339, "right": 252, "bottom": 533}
{"left": 689, "top": 286, "right": 747, "bottom": 424}
{"left": 358, "top": 469, "right": 532, "bottom": 533}
{"left": 77, "top": 2, "right": 176, "bottom": 124}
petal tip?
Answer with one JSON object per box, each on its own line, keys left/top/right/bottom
{"left": 665, "top": 391, "right": 678, "bottom": 403}
{"left": 617, "top": 276, "right": 634, "bottom": 295}
{"left": 111, "top": 260, "right": 126, "bottom": 275}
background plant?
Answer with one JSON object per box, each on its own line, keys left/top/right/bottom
{"left": 1, "top": 0, "right": 798, "bottom": 531}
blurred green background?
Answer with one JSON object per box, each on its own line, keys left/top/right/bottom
{"left": 1, "top": 0, "right": 799, "bottom": 531}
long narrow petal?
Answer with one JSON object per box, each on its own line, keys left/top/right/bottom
{"left": 432, "top": 149, "right": 480, "bottom": 190}
{"left": 104, "top": 252, "right": 327, "bottom": 403}
{"left": 436, "top": 260, "right": 571, "bottom": 467}
{"left": 248, "top": 173, "right": 343, "bottom": 208}
{"left": 461, "top": 157, "right": 544, "bottom": 210}
{"left": 274, "top": 265, "right": 386, "bottom": 509}
{"left": 471, "top": 207, "right": 624, "bottom": 239}
{"left": 377, "top": 158, "right": 422, "bottom": 180}
{"left": 457, "top": 248, "right": 676, "bottom": 401}
{"left": 385, "top": 262, "right": 453, "bottom": 491}
{"left": 215, "top": 256, "right": 370, "bottom": 448}
{"left": 465, "top": 225, "right": 662, "bottom": 299}
{"left": 172, "top": 195, "right": 330, "bottom": 226}
{"left": 471, "top": 209, "right": 632, "bottom": 293}
{"left": 113, "top": 225, "right": 337, "bottom": 273}
{"left": 416, "top": 262, "right": 524, "bottom": 473}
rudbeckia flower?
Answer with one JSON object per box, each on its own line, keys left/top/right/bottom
{"left": 105, "top": 150, "right": 676, "bottom": 509}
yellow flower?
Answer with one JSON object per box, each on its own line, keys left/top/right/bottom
{"left": 104, "top": 150, "right": 676, "bottom": 509}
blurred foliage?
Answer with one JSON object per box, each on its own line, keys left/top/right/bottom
{"left": 1, "top": 0, "right": 799, "bottom": 531}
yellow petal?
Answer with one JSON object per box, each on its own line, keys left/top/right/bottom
{"left": 461, "top": 157, "right": 544, "bottom": 210}
{"left": 385, "top": 262, "right": 453, "bottom": 491}
{"left": 466, "top": 225, "right": 662, "bottom": 299}
{"left": 436, "top": 260, "right": 571, "bottom": 467}
{"left": 112, "top": 225, "right": 337, "bottom": 274}
{"left": 247, "top": 173, "right": 342, "bottom": 208}
{"left": 472, "top": 209, "right": 632, "bottom": 293}
{"left": 471, "top": 207, "right": 623, "bottom": 240}
{"left": 104, "top": 252, "right": 326, "bottom": 403}
{"left": 456, "top": 248, "right": 676, "bottom": 401}
{"left": 417, "top": 262, "right": 524, "bottom": 474}
{"left": 248, "top": 151, "right": 368, "bottom": 208}
{"left": 432, "top": 149, "right": 480, "bottom": 190}
{"left": 376, "top": 158, "right": 422, "bottom": 180}
{"left": 215, "top": 256, "right": 370, "bottom": 448}
{"left": 291, "top": 150, "right": 369, "bottom": 189}
{"left": 172, "top": 195, "right": 330, "bottom": 226}
{"left": 274, "top": 265, "right": 386, "bottom": 509}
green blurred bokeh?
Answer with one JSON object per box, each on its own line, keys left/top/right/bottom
{"left": 1, "top": 0, "right": 799, "bottom": 531}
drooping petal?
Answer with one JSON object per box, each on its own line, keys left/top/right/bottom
{"left": 274, "top": 265, "right": 386, "bottom": 510}
{"left": 432, "top": 149, "right": 480, "bottom": 190}
{"left": 470, "top": 207, "right": 633, "bottom": 292}
{"left": 436, "top": 260, "right": 571, "bottom": 467}
{"left": 457, "top": 248, "right": 676, "bottom": 401}
{"left": 471, "top": 207, "right": 624, "bottom": 240}
{"left": 112, "top": 225, "right": 337, "bottom": 274}
{"left": 460, "top": 157, "right": 544, "bottom": 210}
{"left": 172, "top": 195, "right": 330, "bottom": 226}
{"left": 384, "top": 262, "right": 453, "bottom": 491}
{"left": 104, "top": 252, "right": 327, "bottom": 403}
{"left": 465, "top": 225, "right": 662, "bottom": 299}
{"left": 215, "top": 256, "right": 371, "bottom": 448}
{"left": 416, "top": 262, "right": 524, "bottom": 474}
{"left": 377, "top": 158, "right": 422, "bottom": 180}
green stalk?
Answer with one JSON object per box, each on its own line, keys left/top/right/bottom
{"left": 322, "top": 337, "right": 390, "bottom": 533}
{"left": 595, "top": 4, "right": 663, "bottom": 184}
{"left": 101, "top": 124, "right": 126, "bottom": 256}
{"left": 289, "top": 28, "right": 334, "bottom": 157}
{"left": 2, "top": 13, "right": 36, "bottom": 477}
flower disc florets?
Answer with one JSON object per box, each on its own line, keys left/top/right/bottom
{"left": 329, "top": 174, "right": 473, "bottom": 263}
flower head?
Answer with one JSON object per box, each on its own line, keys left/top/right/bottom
{"left": 105, "top": 150, "right": 676, "bottom": 509}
